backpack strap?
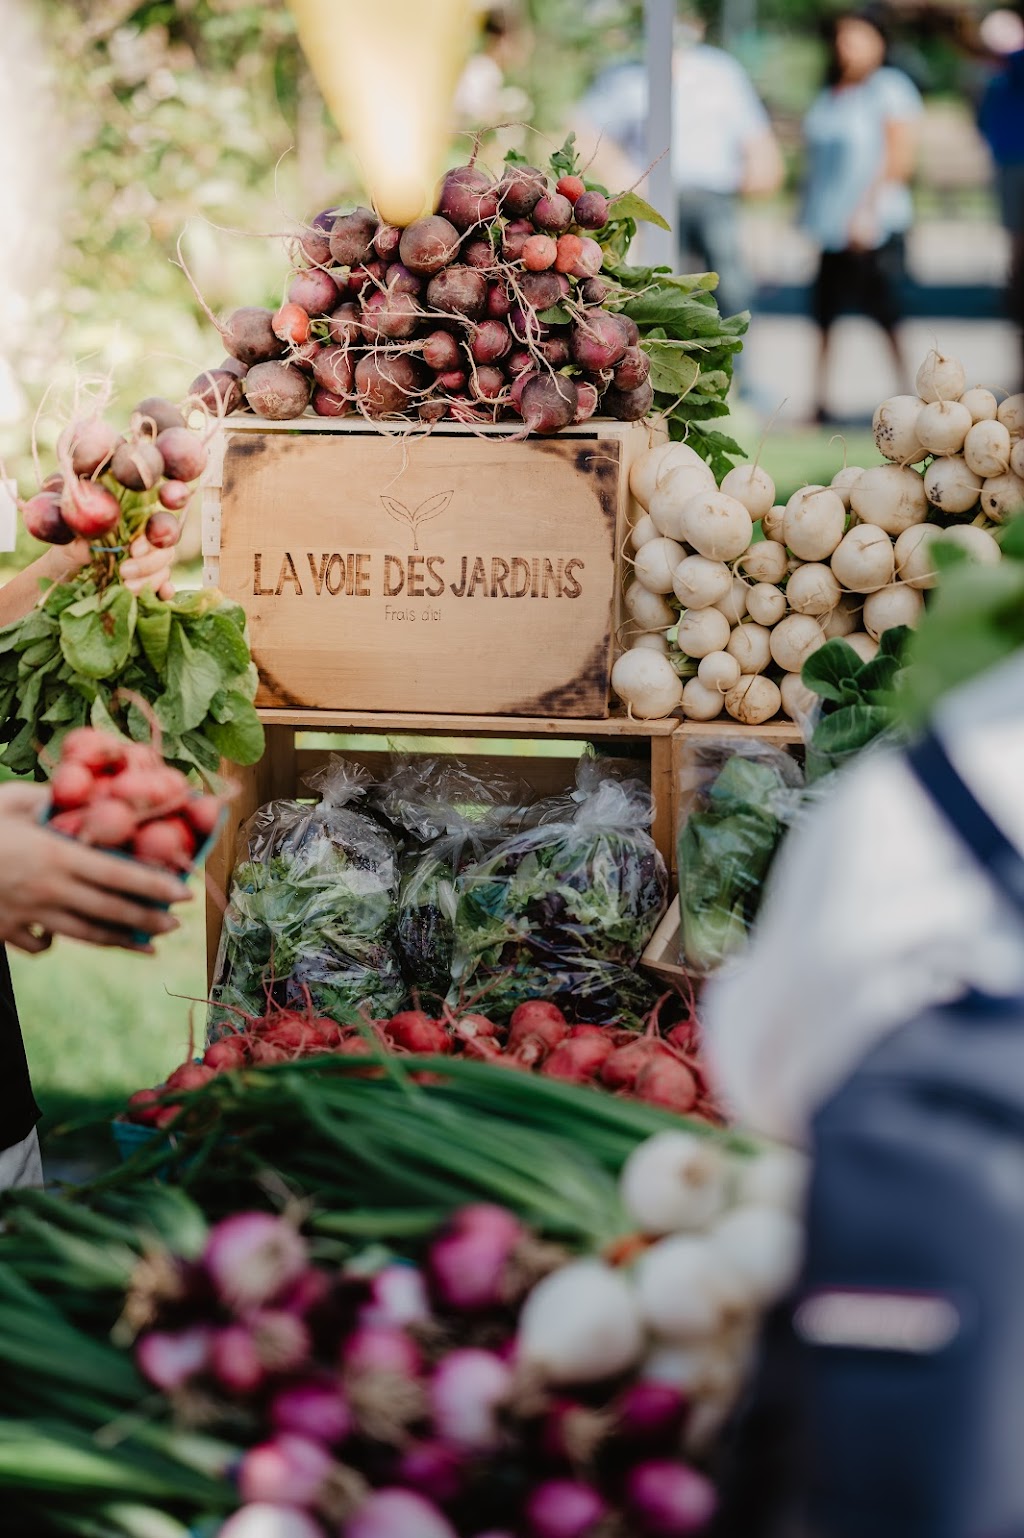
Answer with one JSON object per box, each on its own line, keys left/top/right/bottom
{"left": 906, "top": 729, "right": 1024, "bottom": 922}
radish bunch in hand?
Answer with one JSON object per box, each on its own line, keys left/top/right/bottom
{"left": 46, "top": 727, "right": 222, "bottom": 873}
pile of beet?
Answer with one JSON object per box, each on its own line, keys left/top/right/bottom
{"left": 126, "top": 995, "right": 721, "bottom": 1130}
{"left": 188, "top": 163, "right": 654, "bottom": 435}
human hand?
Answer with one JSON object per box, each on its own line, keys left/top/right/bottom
{"left": 41, "top": 534, "right": 175, "bottom": 599}
{"left": 0, "top": 783, "right": 192, "bottom": 954}
{"left": 847, "top": 206, "right": 880, "bottom": 253}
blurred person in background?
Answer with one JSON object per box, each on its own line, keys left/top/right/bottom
{"left": 802, "top": 7, "right": 922, "bottom": 424}
{"left": 979, "top": 8, "right": 1024, "bottom": 391}
{"left": 578, "top": 4, "right": 783, "bottom": 321}
{"left": 454, "top": 3, "right": 532, "bottom": 134}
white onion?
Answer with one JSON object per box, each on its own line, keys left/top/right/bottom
{"left": 620, "top": 1130, "right": 731, "bottom": 1235}
{"left": 634, "top": 1235, "right": 735, "bottom": 1340}
{"left": 736, "top": 1145, "right": 810, "bottom": 1214}
{"left": 710, "top": 1206, "right": 804, "bottom": 1309}
{"left": 518, "top": 1259, "right": 644, "bottom": 1383}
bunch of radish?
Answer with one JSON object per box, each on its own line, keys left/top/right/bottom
{"left": 126, "top": 996, "right": 723, "bottom": 1130}
{"left": 186, "top": 164, "right": 655, "bottom": 435}
{"left": 21, "top": 394, "right": 208, "bottom": 552}
{"left": 46, "top": 726, "right": 222, "bottom": 876}
{"left": 614, "top": 347, "right": 1011, "bottom": 723}
{"left": 519, "top": 1129, "right": 807, "bottom": 1454}
{"left": 133, "top": 1200, "right": 731, "bottom": 1538}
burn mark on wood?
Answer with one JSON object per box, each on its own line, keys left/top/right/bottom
{"left": 507, "top": 632, "right": 611, "bottom": 719}
{"left": 254, "top": 658, "right": 306, "bottom": 709}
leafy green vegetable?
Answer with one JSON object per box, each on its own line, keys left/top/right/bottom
{"left": 0, "top": 578, "right": 263, "bottom": 781}
{"left": 802, "top": 627, "right": 910, "bottom": 781}
{"left": 677, "top": 751, "right": 803, "bottom": 974}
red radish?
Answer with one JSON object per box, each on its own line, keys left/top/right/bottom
{"left": 132, "top": 815, "right": 196, "bottom": 871}
{"left": 144, "top": 510, "right": 181, "bottom": 550}
{"left": 525, "top": 1479, "right": 608, "bottom": 1538}
{"left": 204, "top": 1036, "right": 250, "bottom": 1070}
{"left": 384, "top": 1011, "right": 451, "bottom": 1054}
{"left": 48, "top": 809, "right": 86, "bottom": 837}
{"left": 374, "top": 223, "right": 402, "bottom": 259}
{"left": 329, "top": 207, "right": 378, "bottom": 267}
{"left": 624, "top": 1460, "right": 717, "bottom": 1535}
{"left": 573, "top": 191, "right": 610, "bottom": 229}
{"left": 383, "top": 263, "right": 421, "bottom": 297}
{"left": 272, "top": 301, "right": 311, "bottom": 346}
{"left": 209, "top": 1325, "right": 265, "bottom": 1394}
{"left": 238, "top": 1433, "right": 334, "bottom": 1508}
{"left": 399, "top": 216, "right": 461, "bottom": 275}
{"left": 633, "top": 1056, "right": 698, "bottom": 1113}
{"left": 554, "top": 235, "right": 584, "bottom": 274}
{"left": 570, "top": 312, "right": 630, "bottom": 371}
{"left": 286, "top": 267, "right": 339, "bottom": 317}
{"left": 429, "top": 1348, "right": 512, "bottom": 1452}
{"left": 78, "top": 798, "right": 138, "bottom": 849}
{"left": 508, "top": 1001, "right": 567, "bottom": 1053}
{"left": 396, "top": 1441, "right": 465, "bottom": 1505}
{"left": 50, "top": 761, "right": 95, "bottom": 811}
{"left": 451, "top": 1013, "right": 499, "bottom": 1044}
{"left": 519, "top": 270, "right": 564, "bottom": 310}
{"left": 61, "top": 478, "right": 121, "bottom": 538}
{"left": 62, "top": 729, "right": 127, "bottom": 775}
{"left": 158, "top": 480, "right": 191, "bottom": 512}
{"left": 271, "top": 1380, "right": 352, "bottom": 1445}
{"left": 346, "top": 1490, "right": 457, "bottom": 1538}
{"left": 498, "top": 164, "right": 547, "bottom": 216}
{"left": 312, "top": 387, "right": 349, "bottom": 418}
{"left": 125, "top": 1086, "right": 161, "bottom": 1125}
{"left": 111, "top": 438, "right": 164, "bottom": 492}
{"left": 436, "top": 369, "right": 467, "bottom": 394}
{"left": 135, "top": 1326, "right": 211, "bottom": 1390}
{"left": 347, "top": 259, "right": 386, "bottom": 294}
{"left": 22, "top": 490, "right": 74, "bottom": 545}
{"left": 507, "top": 348, "right": 534, "bottom": 378}
{"left": 539, "top": 337, "right": 570, "bottom": 368}
{"left": 342, "top": 1325, "right": 421, "bottom": 1379}
{"left": 203, "top": 1212, "right": 308, "bottom": 1313}
{"left": 166, "top": 1062, "right": 215, "bottom": 1092}
{"left": 462, "top": 1036, "right": 505, "bottom": 1063}
{"left": 556, "top": 174, "right": 587, "bottom": 203}
{"left": 58, "top": 417, "right": 120, "bottom": 477}
{"left": 523, "top": 235, "right": 558, "bottom": 271}
{"left": 185, "top": 794, "right": 223, "bottom": 839}
{"left": 533, "top": 193, "right": 574, "bottom": 233}
{"left": 614, "top": 346, "right": 651, "bottom": 392}
{"left": 248, "top": 1039, "right": 291, "bottom": 1065}
{"left": 542, "top": 1035, "right": 614, "bottom": 1082}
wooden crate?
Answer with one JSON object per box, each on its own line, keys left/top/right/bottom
{"left": 206, "top": 708, "right": 682, "bottom": 982}
{"left": 203, "top": 416, "right": 658, "bottom": 719}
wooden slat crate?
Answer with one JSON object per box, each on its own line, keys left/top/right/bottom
{"left": 206, "top": 708, "right": 682, "bottom": 982}
{"left": 203, "top": 416, "right": 659, "bottom": 719}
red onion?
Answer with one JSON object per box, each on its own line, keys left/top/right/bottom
{"left": 250, "top": 1310, "right": 312, "bottom": 1373}
{"left": 344, "top": 1488, "right": 457, "bottom": 1538}
{"left": 429, "top": 1348, "right": 512, "bottom": 1452}
{"left": 359, "top": 1264, "right": 431, "bottom": 1330}
{"left": 203, "top": 1213, "right": 308, "bottom": 1313}
{"left": 271, "top": 1380, "right": 352, "bottom": 1445}
{"left": 615, "top": 1381, "right": 689, "bottom": 1447}
{"left": 216, "top": 1505, "right": 324, "bottom": 1538}
{"left": 427, "top": 1206, "right": 523, "bottom": 1311}
{"left": 395, "top": 1439, "right": 465, "bottom": 1505}
{"left": 210, "top": 1325, "right": 265, "bottom": 1395}
{"left": 342, "top": 1326, "right": 421, "bottom": 1380}
{"left": 135, "top": 1326, "right": 210, "bottom": 1390}
{"left": 238, "top": 1433, "right": 335, "bottom": 1508}
{"left": 524, "top": 1479, "right": 608, "bottom": 1538}
{"left": 625, "top": 1460, "right": 718, "bottom": 1535}
{"left": 280, "top": 1268, "right": 332, "bottom": 1318}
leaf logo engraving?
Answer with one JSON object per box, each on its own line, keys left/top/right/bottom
{"left": 381, "top": 490, "right": 453, "bottom": 551}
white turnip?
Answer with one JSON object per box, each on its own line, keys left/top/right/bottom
{"left": 744, "top": 582, "right": 787, "bottom": 627}
{"left": 923, "top": 455, "right": 981, "bottom": 514}
{"left": 624, "top": 581, "right": 677, "bottom": 630}
{"left": 998, "top": 393, "right": 1024, "bottom": 437}
{"left": 894, "top": 524, "right": 940, "bottom": 589}
{"left": 830, "top": 466, "right": 864, "bottom": 509}
{"left": 630, "top": 515, "right": 659, "bottom": 551}
{"left": 634, "top": 536, "right": 686, "bottom": 594}
{"left": 783, "top": 486, "right": 846, "bottom": 560}
{"left": 724, "top": 674, "right": 782, "bottom": 724}
{"left": 679, "top": 492, "right": 753, "bottom": 561}
{"left": 672, "top": 555, "right": 732, "bottom": 609}
{"left": 960, "top": 386, "right": 998, "bottom": 422}
{"left": 697, "top": 650, "right": 741, "bottom": 693}
{"left": 769, "top": 614, "right": 825, "bottom": 673}
{"left": 785, "top": 562, "right": 842, "bottom": 617}
{"left": 1010, "top": 438, "right": 1024, "bottom": 479}
{"left": 943, "top": 523, "right": 1002, "bottom": 564}
{"left": 844, "top": 631, "right": 879, "bottom": 662}
{"left": 713, "top": 578, "right": 748, "bottom": 625}
{"left": 682, "top": 678, "right": 724, "bottom": 720}
{"left": 761, "top": 505, "right": 786, "bottom": 541}
{"left": 675, "top": 606, "right": 732, "bottom": 659}
{"left": 830, "top": 524, "right": 895, "bottom": 592}
{"left": 822, "top": 593, "right": 861, "bottom": 637}
{"left": 863, "top": 582, "right": 924, "bottom": 638}
{"left": 964, "top": 419, "right": 1011, "bottom": 478}
{"left": 721, "top": 464, "right": 775, "bottom": 519}
{"left": 726, "top": 621, "right": 772, "bottom": 674}
{"left": 629, "top": 442, "right": 708, "bottom": 511}
{"left": 980, "top": 471, "right": 1024, "bottom": 523}
{"left": 649, "top": 466, "right": 717, "bottom": 539}
{"left": 611, "top": 650, "right": 683, "bottom": 718}
{"left": 632, "top": 632, "right": 669, "bottom": 653}
{"left": 916, "top": 348, "right": 966, "bottom": 403}
{"left": 738, "top": 540, "right": 788, "bottom": 585}
{"left": 873, "top": 395, "right": 925, "bottom": 462}
{"left": 916, "top": 398, "right": 972, "bottom": 456}
{"left": 781, "top": 673, "right": 818, "bottom": 721}
{"left": 850, "top": 464, "right": 927, "bottom": 535}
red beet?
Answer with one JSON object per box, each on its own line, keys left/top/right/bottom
{"left": 399, "top": 216, "right": 461, "bottom": 276}
{"left": 144, "top": 511, "right": 181, "bottom": 550}
{"left": 437, "top": 166, "right": 499, "bottom": 230}
{"left": 51, "top": 761, "right": 95, "bottom": 810}
{"left": 573, "top": 381, "right": 600, "bottom": 424}
{"left": 158, "top": 480, "right": 191, "bottom": 512}
{"left": 329, "top": 207, "right": 378, "bottom": 267}
{"left": 287, "top": 267, "right": 339, "bottom": 317}
{"left": 532, "top": 193, "right": 573, "bottom": 233}
{"left": 299, "top": 210, "right": 336, "bottom": 267}
{"left": 111, "top": 438, "right": 164, "bottom": 493}
{"left": 570, "top": 312, "right": 631, "bottom": 371}
{"left": 243, "top": 362, "right": 311, "bottom": 421}
{"left": 312, "top": 387, "right": 349, "bottom": 418}
{"left": 421, "top": 331, "right": 461, "bottom": 372}
{"left": 326, "top": 302, "right": 363, "bottom": 345}
{"left": 497, "top": 164, "right": 547, "bottom": 217}
{"left": 518, "top": 374, "right": 578, "bottom": 435}
{"left": 633, "top": 1055, "right": 698, "bottom": 1112}
{"left": 471, "top": 321, "right": 511, "bottom": 364}
{"left": 471, "top": 366, "right": 505, "bottom": 402}
{"left": 426, "top": 265, "right": 487, "bottom": 319}
{"left": 23, "top": 490, "right": 74, "bottom": 545}
{"left": 501, "top": 219, "right": 535, "bottom": 262}
{"left": 312, "top": 346, "right": 355, "bottom": 397}
{"left": 222, "top": 307, "right": 287, "bottom": 367}
{"left": 61, "top": 478, "right": 121, "bottom": 538}
{"left": 187, "top": 369, "right": 244, "bottom": 416}
{"left": 542, "top": 1035, "right": 614, "bottom": 1082}
{"left": 570, "top": 238, "right": 604, "bottom": 280}
{"left": 486, "top": 282, "right": 512, "bottom": 318}
{"left": 519, "top": 270, "right": 564, "bottom": 311}
{"left": 614, "top": 346, "right": 651, "bottom": 392}
{"left": 354, "top": 354, "right": 424, "bottom": 417}
{"left": 58, "top": 417, "right": 120, "bottom": 476}
{"left": 374, "top": 223, "right": 402, "bottom": 260}
{"left": 384, "top": 262, "right": 421, "bottom": 296}
{"left": 604, "top": 379, "right": 655, "bottom": 421}
{"left": 573, "top": 190, "right": 610, "bottom": 229}
{"left": 580, "top": 276, "right": 612, "bottom": 305}
{"left": 463, "top": 238, "right": 496, "bottom": 270}
{"left": 155, "top": 427, "right": 207, "bottom": 483}
{"left": 132, "top": 397, "right": 185, "bottom": 436}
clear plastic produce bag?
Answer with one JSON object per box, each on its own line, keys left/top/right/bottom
{"left": 374, "top": 757, "right": 534, "bottom": 1004}
{"left": 210, "top": 757, "right": 405, "bottom": 1033}
{"left": 448, "top": 759, "right": 668, "bottom": 1025}
{"left": 676, "top": 736, "right": 805, "bottom": 976}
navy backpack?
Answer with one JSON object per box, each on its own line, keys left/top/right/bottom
{"left": 714, "top": 727, "right": 1024, "bottom": 1538}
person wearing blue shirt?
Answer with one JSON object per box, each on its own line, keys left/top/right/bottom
{"left": 801, "top": 7, "right": 922, "bottom": 423}
{"left": 979, "top": 39, "right": 1024, "bottom": 390}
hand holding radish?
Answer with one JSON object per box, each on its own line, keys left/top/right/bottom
{"left": 45, "top": 532, "right": 176, "bottom": 599}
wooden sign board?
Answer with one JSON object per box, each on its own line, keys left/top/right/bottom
{"left": 213, "top": 421, "right": 646, "bottom": 717}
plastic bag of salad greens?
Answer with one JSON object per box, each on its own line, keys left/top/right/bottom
{"left": 374, "top": 757, "right": 534, "bottom": 1003}
{"left": 448, "top": 758, "right": 668, "bottom": 1025}
{"left": 210, "top": 757, "right": 405, "bottom": 1033}
{"left": 676, "top": 738, "right": 804, "bottom": 975}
